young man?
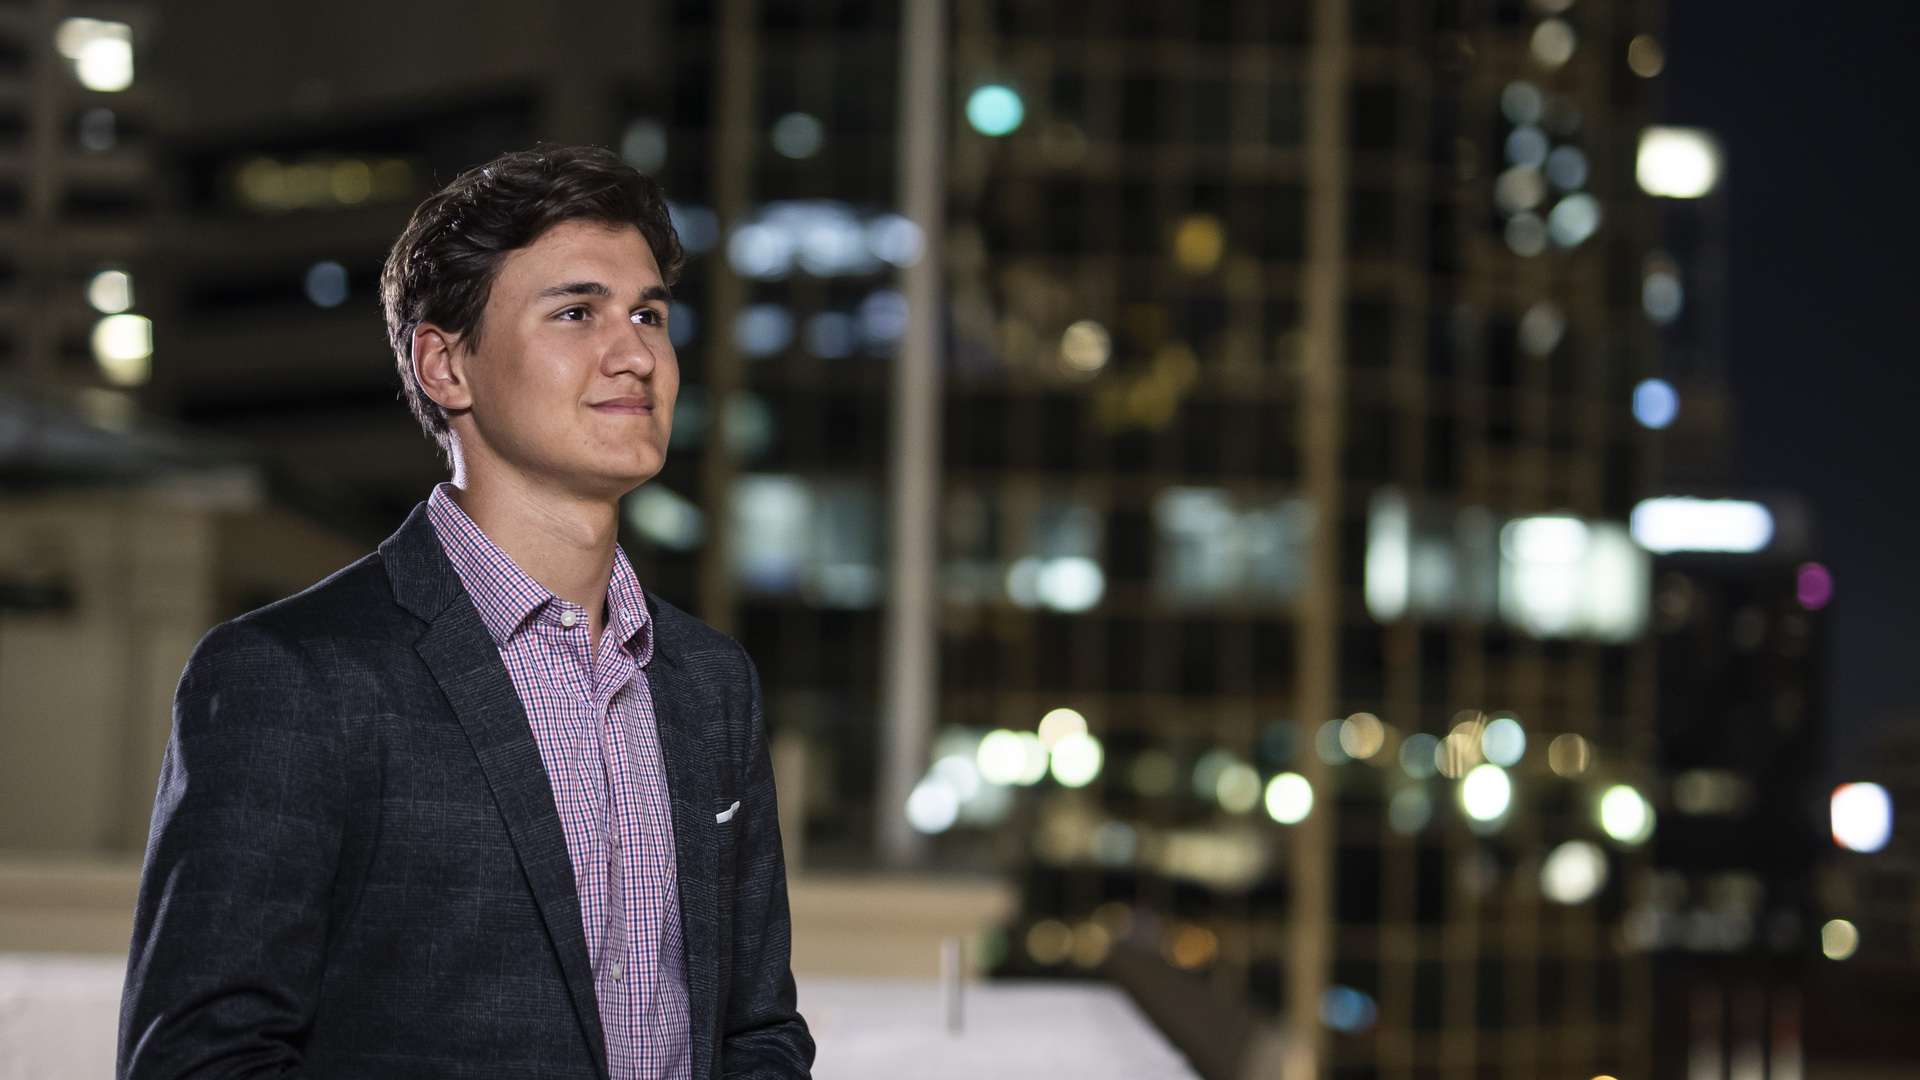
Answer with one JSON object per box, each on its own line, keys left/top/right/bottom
{"left": 118, "top": 145, "right": 813, "bottom": 1079}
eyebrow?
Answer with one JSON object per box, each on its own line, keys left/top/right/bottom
{"left": 533, "top": 281, "right": 673, "bottom": 305}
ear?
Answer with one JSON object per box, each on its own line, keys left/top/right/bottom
{"left": 412, "top": 322, "right": 474, "bottom": 415}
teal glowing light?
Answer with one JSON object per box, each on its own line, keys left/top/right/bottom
{"left": 965, "top": 84, "right": 1025, "bottom": 137}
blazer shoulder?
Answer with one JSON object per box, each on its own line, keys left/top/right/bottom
{"left": 647, "top": 590, "right": 757, "bottom": 685}
{"left": 648, "top": 590, "right": 740, "bottom": 657}
{"left": 194, "top": 551, "right": 410, "bottom": 662}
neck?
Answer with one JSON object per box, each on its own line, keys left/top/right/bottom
{"left": 445, "top": 460, "right": 621, "bottom": 646}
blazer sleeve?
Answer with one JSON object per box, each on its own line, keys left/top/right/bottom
{"left": 118, "top": 620, "right": 343, "bottom": 1079}
{"left": 719, "top": 642, "right": 816, "bottom": 1079}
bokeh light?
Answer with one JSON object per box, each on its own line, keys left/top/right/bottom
{"left": 1215, "top": 762, "right": 1263, "bottom": 815}
{"left": 1338, "top": 712, "right": 1386, "bottom": 760}
{"left": 1797, "top": 562, "right": 1834, "bottom": 611}
{"left": 1026, "top": 919, "right": 1073, "bottom": 965}
{"left": 1399, "top": 733, "right": 1439, "bottom": 779}
{"left": 1832, "top": 782, "right": 1893, "bottom": 853}
{"left": 1540, "top": 840, "right": 1609, "bottom": 904}
{"left": 1628, "top": 34, "right": 1667, "bottom": 78}
{"left": 1037, "top": 707, "right": 1088, "bottom": 749}
{"left": 904, "top": 774, "right": 959, "bottom": 835}
{"left": 57, "top": 18, "right": 134, "bottom": 93}
{"left": 1633, "top": 378, "right": 1680, "bottom": 429}
{"left": 1480, "top": 715, "right": 1527, "bottom": 768}
{"left": 770, "top": 112, "right": 825, "bottom": 159}
{"left": 91, "top": 313, "right": 152, "bottom": 386}
{"left": 978, "top": 729, "right": 1049, "bottom": 787}
{"left": 1173, "top": 214, "right": 1225, "bottom": 274}
{"left": 1548, "top": 733, "right": 1593, "bottom": 777}
{"left": 1547, "top": 192, "right": 1603, "bottom": 247}
{"left": 1059, "top": 319, "right": 1112, "bottom": 374}
{"left": 1821, "top": 918, "right": 1860, "bottom": 961}
{"left": 1460, "top": 764, "right": 1512, "bottom": 823}
{"left": 1637, "top": 126, "right": 1723, "bottom": 198}
{"left": 304, "top": 261, "right": 349, "bottom": 308}
{"left": 1049, "top": 731, "right": 1104, "bottom": 788}
{"left": 1320, "top": 986, "right": 1378, "bottom": 1033}
{"left": 1265, "top": 772, "right": 1314, "bottom": 825}
{"left": 1599, "top": 784, "right": 1656, "bottom": 846}
{"left": 86, "top": 269, "right": 132, "bottom": 314}
{"left": 1530, "top": 19, "right": 1576, "bottom": 69}
{"left": 1167, "top": 923, "right": 1219, "bottom": 970}
{"left": 966, "top": 84, "right": 1025, "bottom": 137}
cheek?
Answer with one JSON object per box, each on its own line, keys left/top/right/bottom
{"left": 657, "top": 349, "right": 682, "bottom": 405}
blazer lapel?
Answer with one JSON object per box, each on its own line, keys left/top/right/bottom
{"left": 382, "top": 504, "right": 611, "bottom": 1080}
{"left": 643, "top": 623, "right": 720, "bottom": 1080}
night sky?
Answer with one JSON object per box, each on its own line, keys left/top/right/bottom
{"left": 1667, "top": 2, "right": 1920, "bottom": 771}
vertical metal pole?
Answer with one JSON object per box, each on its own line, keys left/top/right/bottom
{"left": 876, "top": 0, "right": 946, "bottom": 866}
{"left": 1287, "top": 0, "right": 1349, "bottom": 1076}
{"left": 698, "top": 0, "right": 758, "bottom": 634}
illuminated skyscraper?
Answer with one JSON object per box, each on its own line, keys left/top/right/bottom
{"left": 916, "top": 5, "right": 1682, "bottom": 1078}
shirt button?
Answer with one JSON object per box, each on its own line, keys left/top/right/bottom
{"left": 560, "top": 609, "right": 578, "bottom": 628}
{"left": 610, "top": 959, "right": 624, "bottom": 982}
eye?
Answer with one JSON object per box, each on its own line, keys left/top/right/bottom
{"left": 556, "top": 305, "right": 589, "bottom": 321}
{"left": 631, "top": 307, "right": 666, "bottom": 327}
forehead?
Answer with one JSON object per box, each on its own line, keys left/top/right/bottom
{"left": 496, "top": 219, "right": 663, "bottom": 293}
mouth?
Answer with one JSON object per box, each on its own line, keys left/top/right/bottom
{"left": 588, "top": 398, "right": 653, "bottom": 415}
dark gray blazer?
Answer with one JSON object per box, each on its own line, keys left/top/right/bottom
{"left": 118, "top": 501, "right": 814, "bottom": 1079}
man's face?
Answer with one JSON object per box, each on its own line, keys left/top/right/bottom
{"left": 453, "top": 219, "right": 678, "bottom": 500}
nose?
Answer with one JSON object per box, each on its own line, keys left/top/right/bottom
{"left": 602, "top": 319, "right": 668, "bottom": 378}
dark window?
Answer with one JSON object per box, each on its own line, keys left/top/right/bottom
{"left": 63, "top": 187, "right": 149, "bottom": 219}
{"left": 1119, "top": 76, "right": 1165, "bottom": 143}
{"left": 1108, "top": 508, "right": 1152, "bottom": 582}
{"left": 1428, "top": 200, "right": 1463, "bottom": 274}
{"left": 1340, "top": 624, "right": 1386, "bottom": 702}
{"left": 1180, "top": 617, "right": 1218, "bottom": 694}
{"left": 1181, "top": 400, "right": 1224, "bottom": 478}
{"left": 1191, "top": 79, "right": 1233, "bottom": 145}
{"left": 1349, "top": 189, "right": 1397, "bottom": 258}
{"left": 1232, "top": 183, "right": 1305, "bottom": 260}
{"left": 1351, "top": 0, "right": 1402, "bottom": 45}
{"left": 1346, "top": 298, "right": 1394, "bottom": 368}
{"left": 1269, "top": 82, "right": 1305, "bottom": 147}
{"left": 1335, "top": 845, "right": 1383, "bottom": 922}
{"left": 1351, "top": 83, "right": 1399, "bottom": 152}
{"left": 1429, "top": 414, "right": 1461, "bottom": 490}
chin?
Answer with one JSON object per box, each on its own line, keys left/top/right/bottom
{"left": 602, "top": 452, "right": 667, "bottom": 490}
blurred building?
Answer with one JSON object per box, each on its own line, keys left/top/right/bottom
{"left": 1801, "top": 715, "right": 1920, "bottom": 1076}
{"left": 1636, "top": 493, "right": 1824, "bottom": 1077}
{"left": 0, "top": 1, "right": 1802, "bottom": 1079}
{"left": 0, "top": 7, "right": 156, "bottom": 399}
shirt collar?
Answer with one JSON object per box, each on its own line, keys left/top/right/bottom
{"left": 424, "top": 481, "right": 654, "bottom": 665}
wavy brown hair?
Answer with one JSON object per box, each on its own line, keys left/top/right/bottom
{"left": 379, "top": 143, "right": 684, "bottom": 462}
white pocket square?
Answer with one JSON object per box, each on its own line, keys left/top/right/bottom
{"left": 715, "top": 800, "right": 741, "bottom": 823}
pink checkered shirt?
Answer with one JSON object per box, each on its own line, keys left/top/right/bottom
{"left": 426, "top": 482, "right": 690, "bottom": 1080}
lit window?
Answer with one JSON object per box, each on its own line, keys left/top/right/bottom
{"left": 56, "top": 18, "right": 134, "bottom": 93}
{"left": 91, "top": 313, "right": 152, "bottom": 385}
{"left": 1157, "top": 488, "right": 1310, "bottom": 605}
{"left": 730, "top": 475, "right": 882, "bottom": 607}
